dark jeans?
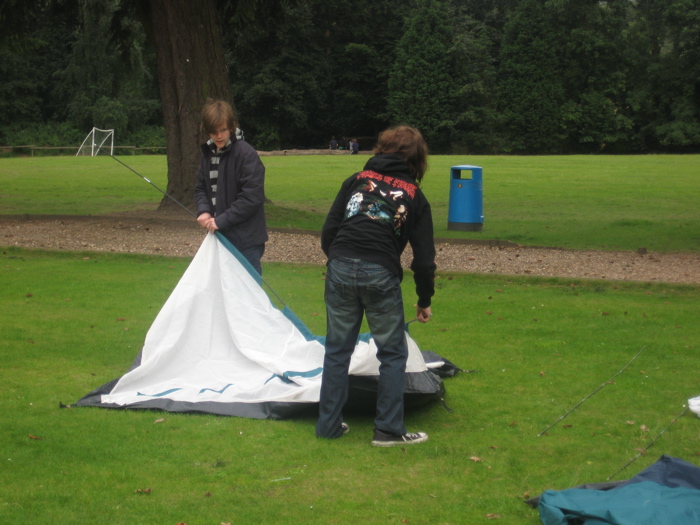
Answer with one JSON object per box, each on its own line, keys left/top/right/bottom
{"left": 316, "top": 257, "right": 408, "bottom": 438}
{"left": 238, "top": 243, "right": 265, "bottom": 275}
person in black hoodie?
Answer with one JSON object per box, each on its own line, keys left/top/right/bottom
{"left": 316, "top": 125, "right": 436, "bottom": 446}
{"left": 194, "top": 99, "right": 268, "bottom": 274}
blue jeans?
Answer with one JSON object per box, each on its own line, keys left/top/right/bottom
{"left": 316, "top": 257, "right": 408, "bottom": 438}
{"left": 238, "top": 243, "right": 265, "bottom": 275}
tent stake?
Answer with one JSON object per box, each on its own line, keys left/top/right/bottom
{"left": 537, "top": 346, "right": 647, "bottom": 437}
{"left": 606, "top": 405, "right": 689, "bottom": 481}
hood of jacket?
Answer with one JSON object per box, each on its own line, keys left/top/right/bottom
{"left": 362, "top": 154, "right": 415, "bottom": 181}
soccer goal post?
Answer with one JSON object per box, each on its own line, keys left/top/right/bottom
{"left": 76, "top": 127, "right": 114, "bottom": 156}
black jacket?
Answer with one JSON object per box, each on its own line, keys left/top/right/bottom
{"left": 322, "top": 154, "right": 436, "bottom": 307}
{"left": 194, "top": 138, "right": 268, "bottom": 250}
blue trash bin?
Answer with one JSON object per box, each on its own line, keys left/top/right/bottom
{"left": 448, "top": 165, "right": 484, "bottom": 231}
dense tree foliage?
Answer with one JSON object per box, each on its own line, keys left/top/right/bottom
{"left": 1, "top": 0, "right": 699, "bottom": 154}
{"left": 386, "top": 0, "right": 457, "bottom": 153}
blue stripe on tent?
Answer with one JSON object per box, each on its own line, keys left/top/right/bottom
{"left": 265, "top": 368, "right": 323, "bottom": 384}
{"left": 199, "top": 384, "right": 233, "bottom": 395}
{"left": 357, "top": 332, "right": 372, "bottom": 343}
{"left": 281, "top": 306, "right": 325, "bottom": 343}
{"left": 214, "top": 233, "right": 324, "bottom": 344}
{"left": 137, "top": 388, "right": 182, "bottom": 397}
{"left": 214, "top": 231, "right": 262, "bottom": 285}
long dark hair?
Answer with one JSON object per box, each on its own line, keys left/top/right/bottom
{"left": 373, "top": 125, "right": 429, "bottom": 183}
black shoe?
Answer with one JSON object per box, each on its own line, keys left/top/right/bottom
{"left": 371, "top": 429, "right": 428, "bottom": 447}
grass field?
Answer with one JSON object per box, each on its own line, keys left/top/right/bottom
{"left": 1, "top": 154, "right": 699, "bottom": 523}
{"left": 1, "top": 247, "right": 698, "bottom": 524}
{"left": 0, "top": 154, "right": 698, "bottom": 252}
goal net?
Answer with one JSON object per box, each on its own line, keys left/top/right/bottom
{"left": 76, "top": 127, "right": 114, "bottom": 156}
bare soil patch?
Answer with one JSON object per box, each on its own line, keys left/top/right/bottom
{"left": 1, "top": 210, "right": 698, "bottom": 285}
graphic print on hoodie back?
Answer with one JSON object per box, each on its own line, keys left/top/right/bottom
{"left": 344, "top": 170, "right": 417, "bottom": 239}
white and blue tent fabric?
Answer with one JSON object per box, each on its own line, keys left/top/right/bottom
{"left": 76, "top": 232, "right": 452, "bottom": 419}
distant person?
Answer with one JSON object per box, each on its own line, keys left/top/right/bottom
{"left": 194, "top": 98, "right": 268, "bottom": 275}
{"left": 316, "top": 125, "right": 436, "bottom": 447}
{"left": 350, "top": 138, "right": 359, "bottom": 154}
{"left": 329, "top": 136, "right": 338, "bottom": 150}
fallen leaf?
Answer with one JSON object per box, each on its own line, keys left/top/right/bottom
{"left": 470, "top": 456, "right": 482, "bottom": 462}
{"left": 154, "top": 418, "right": 165, "bottom": 424}
{"left": 134, "top": 488, "right": 152, "bottom": 495}
{"left": 28, "top": 434, "right": 41, "bottom": 440}
{"left": 486, "top": 513, "right": 501, "bottom": 519}
{"left": 640, "top": 425, "right": 650, "bottom": 432}
{"left": 626, "top": 420, "right": 635, "bottom": 425}
{"left": 539, "top": 371, "right": 545, "bottom": 377}
{"left": 116, "top": 318, "right": 126, "bottom": 321}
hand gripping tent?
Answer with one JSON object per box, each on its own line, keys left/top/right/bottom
{"left": 76, "top": 232, "right": 454, "bottom": 419}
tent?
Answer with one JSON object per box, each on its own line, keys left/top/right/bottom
{"left": 529, "top": 455, "right": 700, "bottom": 525}
{"left": 75, "top": 232, "right": 456, "bottom": 419}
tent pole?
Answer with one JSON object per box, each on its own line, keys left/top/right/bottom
{"left": 109, "top": 155, "right": 291, "bottom": 310}
{"left": 606, "top": 406, "right": 689, "bottom": 480}
{"left": 109, "top": 154, "right": 196, "bottom": 217}
{"left": 537, "top": 346, "right": 647, "bottom": 437}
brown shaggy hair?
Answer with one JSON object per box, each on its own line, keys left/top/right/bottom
{"left": 373, "top": 125, "right": 429, "bottom": 183}
{"left": 200, "top": 98, "right": 237, "bottom": 136}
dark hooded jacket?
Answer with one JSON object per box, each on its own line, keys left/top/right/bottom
{"left": 194, "top": 138, "right": 268, "bottom": 250}
{"left": 321, "top": 154, "right": 436, "bottom": 307}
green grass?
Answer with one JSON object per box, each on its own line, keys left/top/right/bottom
{"left": 1, "top": 247, "right": 698, "bottom": 524}
{"left": 1, "top": 154, "right": 698, "bottom": 252}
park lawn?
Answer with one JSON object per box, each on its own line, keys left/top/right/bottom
{"left": 1, "top": 246, "right": 698, "bottom": 524}
{"left": 0, "top": 154, "right": 698, "bottom": 252}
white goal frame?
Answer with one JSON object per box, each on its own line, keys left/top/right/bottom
{"left": 76, "top": 127, "right": 114, "bottom": 156}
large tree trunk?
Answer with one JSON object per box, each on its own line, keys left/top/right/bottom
{"left": 143, "top": 0, "right": 232, "bottom": 212}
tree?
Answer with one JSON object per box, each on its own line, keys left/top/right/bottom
{"left": 319, "top": 0, "right": 406, "bottom": 143}
{"left": 548, "top": 0, "right": 632, "bottom": 152}
{"left": 626, "top": 0, "right": 700, "bottom": 151}
{"left": 223, "top": 1, "right": 332, "bottom": 150}
{"left": 498, "top": 0, "right": 565, "bottom": 153}
{"left": 136, "top": 0, "right": 232, "bottom": 210}
{"left": 450, "top": 6, "right": 505, "bottom": 153}
{"left": 0, "top": 1, "right": 79, "bottom": 144}
{"left": 387, "top": 0, "right": 458, "bottom": 152}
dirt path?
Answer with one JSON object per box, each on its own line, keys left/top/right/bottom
{"left": 1, "top": 212, "right": 698, "bottom": 285}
